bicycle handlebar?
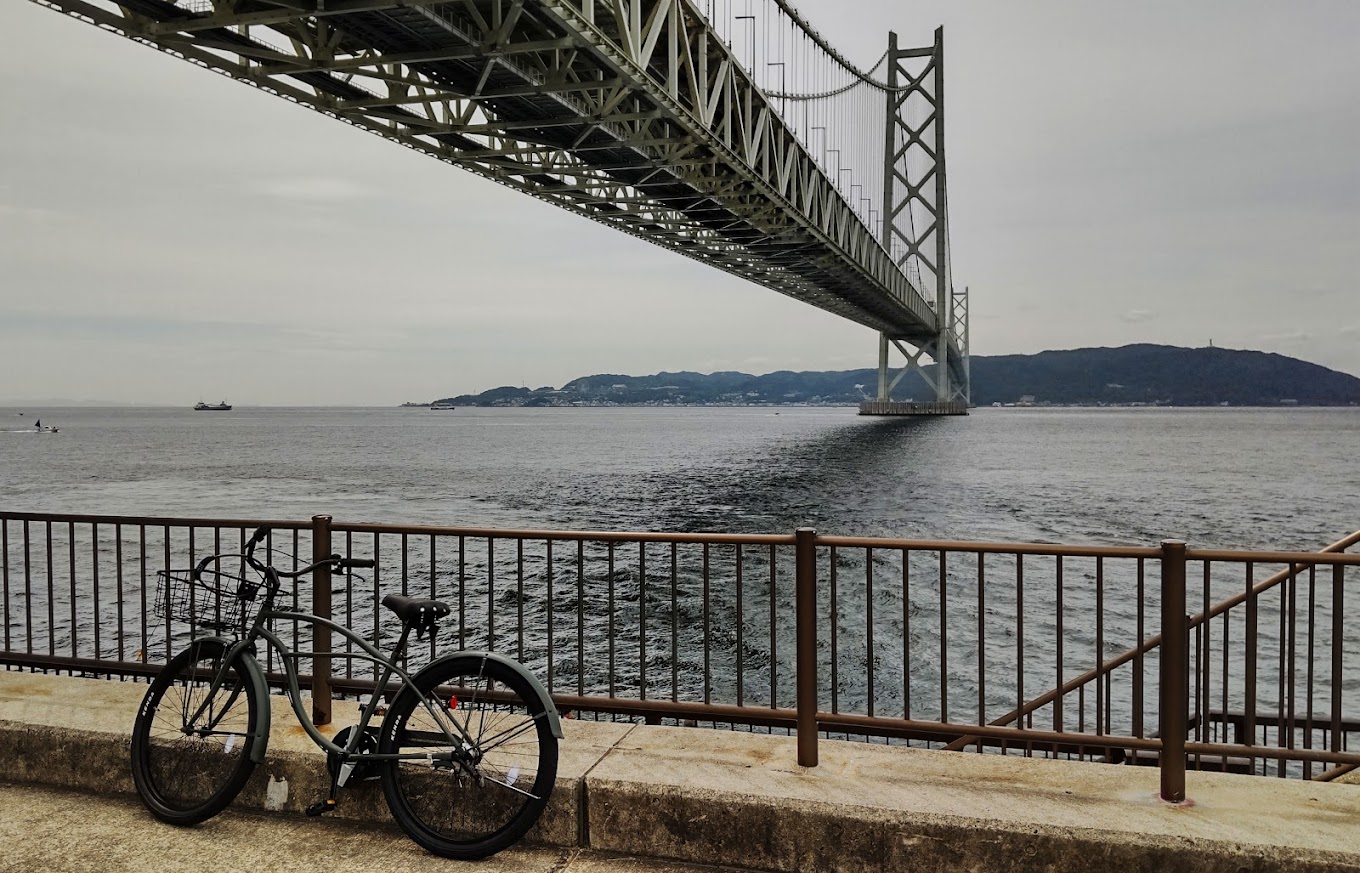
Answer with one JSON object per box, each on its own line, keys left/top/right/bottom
{"left": 194, "top": 525, "right": 376, "bottom": 583}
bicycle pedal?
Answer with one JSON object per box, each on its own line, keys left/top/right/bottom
{"left": 305, "top": 798, "right": 337, "bottom": 817}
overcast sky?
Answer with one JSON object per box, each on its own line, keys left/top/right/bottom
{"left": 1, "top": 1, "right": 1356, "bottom": 405}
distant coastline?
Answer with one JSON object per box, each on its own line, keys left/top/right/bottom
{"left": 425, "top": 344, "right": 1360, "bottom": 409}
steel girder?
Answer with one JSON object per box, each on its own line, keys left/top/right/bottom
{"left": 29, "top": 0, "right": 945, "bottom": 342}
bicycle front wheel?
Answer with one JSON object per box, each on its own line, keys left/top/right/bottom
{"left": 379, "top": 654, "right": 559, "bottom": 860}
{"left": 130, "top": 639, "right": 262, "bottom": 824}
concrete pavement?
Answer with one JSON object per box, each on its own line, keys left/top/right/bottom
{"left": 0, "top": 782, "right": 748, "bottom": 873}
{"left": 3, "top": 669, "right": 1360, "bottom": 871}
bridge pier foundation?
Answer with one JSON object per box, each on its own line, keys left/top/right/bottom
{"left": 859, "top": 400, "right": 968, "bottom": 416}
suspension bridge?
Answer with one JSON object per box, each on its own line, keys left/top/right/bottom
{"left": 29, "top": 0, "right": 970, "bottom": 411}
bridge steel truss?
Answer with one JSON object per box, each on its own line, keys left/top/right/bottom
{"left": 30, "top": 0, "right": 967, "bottom": 395}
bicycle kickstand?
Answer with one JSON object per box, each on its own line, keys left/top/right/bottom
{"left": 306, "top": 757, "right": 350, "bottom": 816}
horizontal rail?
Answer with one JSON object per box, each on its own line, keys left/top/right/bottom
{"left": 333, "top": 521, "right": 795, "bottom": 546}
{"left": 817, "top": 535, "right": 1160, "bottom": 558}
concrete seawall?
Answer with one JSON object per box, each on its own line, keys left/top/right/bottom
{"left": 3, "top": 670, "right": 1359, "bottom": 871}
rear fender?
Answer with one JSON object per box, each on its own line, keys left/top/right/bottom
{"left": 407, "top": 650, "right": 564, "bottom": 739}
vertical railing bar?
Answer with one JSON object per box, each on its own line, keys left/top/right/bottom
{"left": 400, "top": 532, "right": 408, "bottom": 598}
{"left": 577, "top": 539, "right": 585, "bottom": 699}
{"left": 487, "top": 537, "right": 496, "bottom": 652}
{"left": 903, "top": 548, "right": 912, "bottom": 721}
{"left": 1096, "top": 556, "right": 1104, "bottom": 736}
{"left": 517, "top": 538, "right": 526, "bottom": 661}
{"left": 1305, "top": 564, "right": 1317, "bottom": 778}
{"left": 1016, "top": 553, "right": 1025, "bottom": 727}
{"left": 91, "top": 522, "right": 101, "bottom": 660}
{"left": 702, "top": 542, "right": 711, "bottom": 706}
{"left": 1159, "top": 539, "right": 1188, "bottom": 803}
{"left": 288, "top": 528, "right": 298, "bottom": 670}
{"left": 607, "top": 541, "right": 615, "bottom": 697}
{"left": 639, "top": 541, "right": 647, "bottom": 702}
{"left": 137, "top": 524, "right": 146, "bottom": 664}
{"left": 1245, "top": 561, "right": 1257, "bottom": 774}
{"left": 769, "top": 543, "right": 777, "bottom": 709}
{"left": 23, "top": 520, "right": 32, "bottom": 656}
{"left": 1286, "top": 562, "right": 1297, "bottom": 765}
{"left": 1191, "top": 580, "right": 1202, "bottom": 771}
{"left": 3, "top": 519, "right": 11, "bottom": 655}
{"left": 670, "top": 542, "right": 678, "bottom": 704}
{"left": 866, "top": 547, "right": 875, "bottom": 718}
{"left": 1078, "top": 680, "right": 1085, "bottom": 740}
{"left": 1133, "top": 558, "right": 1145, "bottom": 738}
{"left": 977, "top": 552, "right": 986, "bottom": 739}
{"left": 161, "top": 525, "right": 170, "bottom": 662}
{"left": 212, "top": 527, "right": 223, "bottom": 640}
{"left": 1277, "top": 570, "right": 1287, "bottom": 776}
{"left": 371, "top": 532, "right": 381, "bottom": 682}
{"left": 69, "top": 521, "right": 78, "bottom": 661}
{"left": 310, "top": 516, "right": 333, "bottom": 725}
{"left": 1331, "top": 564, "right": 1343, "bottom": 756}
{"left": 938, "top": 549, "right": 947, "bottom": 724}
{"left": 455, "top": 534, "right": 465, "bottom": 651}
{"left": 546, "top": 539, "right": 555, "bottom": 693}
{"left": 1199, "top": 560, "right": 1210, "bottom": 752}
{"left": 184, "top": 526, "right": 198, "bottom": 645}
{"left": 341, "top": 529, "right": 353, "bottom": 681}
{"left": 1055, "top": 554, "right": 1064, "bottom": 733}
{"left": 395, "top": 534, "right": 407, "bottom": 682}
{"left": 1221, "top": 569, "right": 1230, "bottom": 745}
{"left": 46, "top": 522, "right": 55, "bottom": 658}
{"left": 736, "top": 543, "right": 744, "bottom": 708}
{"left": 830, "top": 545, "right": 839, "bottom": 714}
{"left": 795, "top": 528, "right": 818, "bottom": 767}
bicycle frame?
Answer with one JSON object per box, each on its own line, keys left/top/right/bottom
{"left": 191, "top": 599, "right": 479, "bottom": 770}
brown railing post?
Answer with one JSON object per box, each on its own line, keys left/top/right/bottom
{"left": 312, "top": 514, "right": 333, "bottom": 726}
{"left": 1159, "top": 539, "right": 1187, "bottom": 802}
{"left": 795, "top": 527, "right": 818, "bottom": 767}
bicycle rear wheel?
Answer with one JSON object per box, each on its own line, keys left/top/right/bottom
{"left": 130, "top": 639, "right": 262, "bottom": 824}
{"left": 379, "top": 654, "right": 558, "bottom": 860}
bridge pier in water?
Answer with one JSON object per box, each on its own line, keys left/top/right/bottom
{"left": 858, "top": 399, "right": 967, "bottom": 416}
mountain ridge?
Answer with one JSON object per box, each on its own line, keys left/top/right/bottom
{"left": 433, "top": 344, "right": 1360, "bottom": 408}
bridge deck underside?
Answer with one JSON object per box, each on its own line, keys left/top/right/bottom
{"left": 51, "top": 0, "right": 949, "bottom": 352}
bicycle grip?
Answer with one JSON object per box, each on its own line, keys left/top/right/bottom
{"left": 338, "top": 558, "right": 376, "bottom": 570}
{"left": 192, "top": 554, "right": 215, "bottom": 581}
{"left": 248, "top": 525, "right": 270, "bottom": 546}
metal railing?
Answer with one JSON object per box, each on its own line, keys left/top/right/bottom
{"left": 2, "top": 510, "right": 1356, "bottom": 799}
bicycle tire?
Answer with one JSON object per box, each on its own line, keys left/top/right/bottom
{"left": 130, "top": 639, "right": 261, "bottom": 824}
{"left": 378, "top": 654, "right": 559, "bottom": 860}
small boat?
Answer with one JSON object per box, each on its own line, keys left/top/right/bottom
{"left": 429, "top": 402, "right": 456, "bottom": 410}
{"left": 194, "top": 400, "right": 233, "bottom": 411}
{"left": 33, "top": 419, "right": 59, "bottom": 433}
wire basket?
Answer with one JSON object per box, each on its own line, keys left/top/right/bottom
{"left": 153, "top": 568, "right": 263, "bottom": 632}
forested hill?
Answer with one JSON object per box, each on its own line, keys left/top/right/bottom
{"left": 434, "top": 345, "right": 1360, "bottom": 408}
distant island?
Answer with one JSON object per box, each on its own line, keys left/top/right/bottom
{"left": 424, "top": 345, "right": 1360, "bottom": 408}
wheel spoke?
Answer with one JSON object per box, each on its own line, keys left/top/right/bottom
{"left": 131, "top": 642, "right": 258, "bottom": 824}
{"left": 380, "top": 655, "right": 557, "bottom": 860}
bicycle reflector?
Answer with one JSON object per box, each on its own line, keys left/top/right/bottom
{"left": 448, "top": 695, "right": 458, "bottom": 711}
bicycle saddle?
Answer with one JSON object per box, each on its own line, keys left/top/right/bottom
{"left": 381, "top": 594, "right": 451, "bottom": 638}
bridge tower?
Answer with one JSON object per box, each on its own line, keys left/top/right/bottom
{"left": 863, "top": 28, "right": 969, "bottom": 416}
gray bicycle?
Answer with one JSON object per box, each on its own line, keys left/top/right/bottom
{"left": 130, "top": 525, "right": 562, "bottom": 860}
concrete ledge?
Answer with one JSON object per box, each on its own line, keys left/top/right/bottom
{"left": 4, "top": 670, "right": 1360, "bottom": 872}
{"left": 585, "top": 724, "right": 1360, "bottom": 872}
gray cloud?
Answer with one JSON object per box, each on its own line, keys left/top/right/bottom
{"left": 2, "top": 0, "right": 1357, "bottom": 404}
